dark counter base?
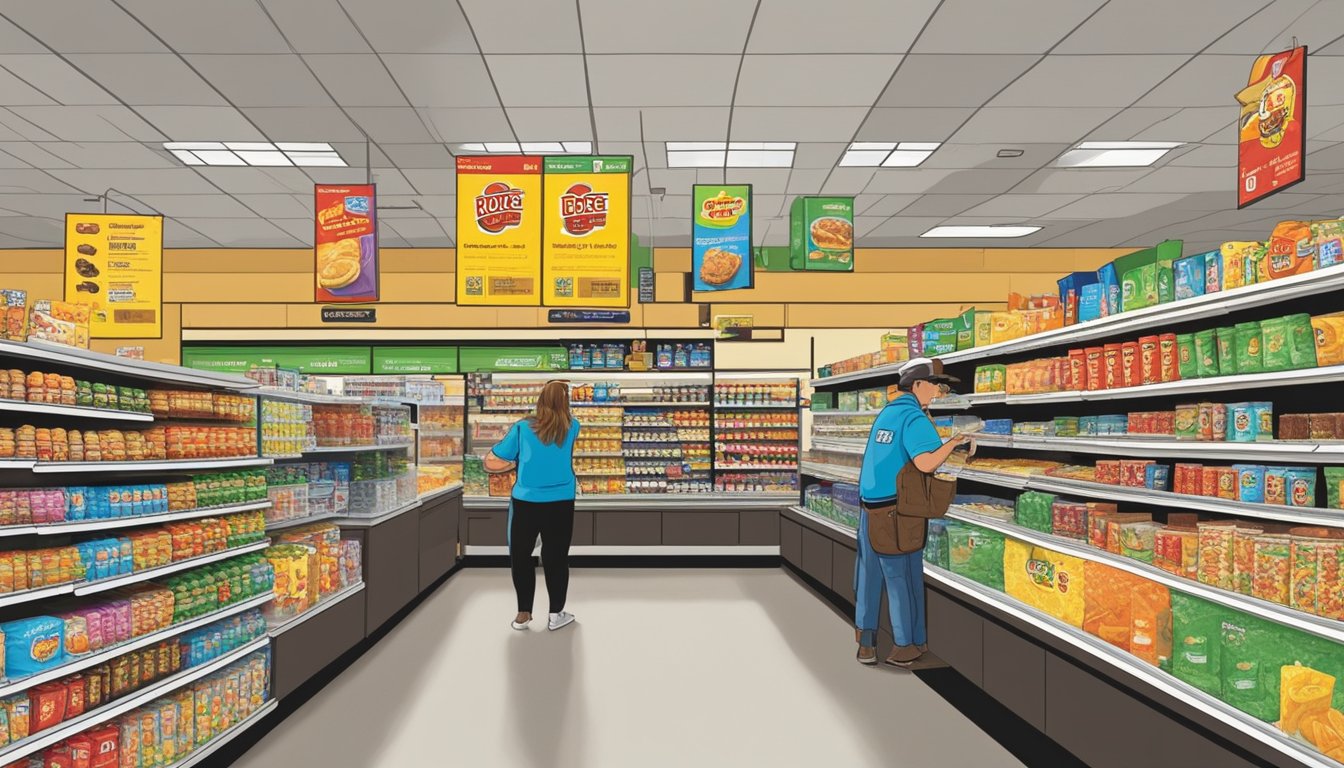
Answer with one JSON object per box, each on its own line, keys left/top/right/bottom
{"left": 463, "top": 505, "right": 783, "bottom": 547}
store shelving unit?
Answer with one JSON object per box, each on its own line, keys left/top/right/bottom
{"left": 0, "top": 398, "right": 155, "bottom": 421}
{"left": 173, "top": 699, "right": 280, "bottom": 768}
{"left": 267, "top": 581, "right": 366, "bottom": 638}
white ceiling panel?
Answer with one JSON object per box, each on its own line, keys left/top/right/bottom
{"left": 791, "top": 144, "right": 847, "bottom": 170}
{"left": 1136, "top": 55, "right": 1260, "bottom": 107}
{"left": 195, "top": 167, "right": 315, "bottom": 195}
{"left": 950, "top": 107, "right": 1119, "bottom": 144}
{"left": 897, "top": 194, "right": 993, "bottom": 217}
{"left": 0, "top": 193, "right": 93, "bottom": 218}
{"left": 647, "top": 170, "right": 702, "bottom": 195}
{"left": 748, "top": 0, "right": 939, "bottom": 53}
{"left": 460, "top": 0, "right": 581, "bottom": 54}
{"left": 913, "top": 0, "right": 1107, "bottom": 54}
{"left": 505, "top": 108, "right": 593, "bottom": 142}
{"left": 580, "top": 0, "right": 755, "bottom": 54}
{"left": 380, "top": 143, "right": 456, "bottom": 169}
{"left": 0, "top": 55, "right": 119, "bottom": 105}
{"left": 243, "top": 107, "right": 366, "bottom": 142}
{"left": 175, "top": 217, "right": 302, "bottom": 246}
{"left": 0, "top": 110, "right": 66, "bottom": 141}
{"left": 877, "top": 55, "right": 1039, "bottom": 108}
{"left": 120, "top": 0, "right": 292, "bottom": 53}
{"left": 736, "top": 55, "right": 901, "bottom": 107}
{"left": 1050, "top": 192, "right": 1188, "bottom": 220}
{"left": 47, "top": 167, "right": 219, "bottom": 195}
{"left": 382, "top": 55, "right": 498, "bottom": 108}
{"left": 256, "top": 0, "right": 373, "bottom": 54}
{"left": 1308, "top": 106, "right": 1344, "bottom": 141}
{"left": 963, "top": 194, "right": 1084, "bottom": 218}
{"left": 594, "top": 107, "right": 729, "bottom": 141}
{"left": 0, "top": 148, "right": 28, "bottom": 168}
{"left": 0, "top": 67, "right": 55, "bottom": 105}
{"left": 1056, "top": 0, "right": 1269, "bottom": 54}
{"left": 1086, "top": 107, "right": 1182, "bottom": 141}
{"left": 865, "top": 216, "right": 945, "bottom": 237}
{"left": 0, "top": 2, "right": 166, "bottom": 53}
{"left": 38, "top": 141, "right": 174, "bottom": 169}
{"left": 1121, "top": 166, "right": 1233, "bottom": 193}
{"left": 134, "top": 194, "right": 254, "bottom": 218}
{"left": 339, "top": 0, "right": 477, "bottom": 54}
{"left": 855, "top": 108, "right": 975, "bottom": 143}
{"left": 0, "top": 14, "right": 46, "bottom": 54}
{"left": 8, "top": 106, "right": 164, "bottom": 142}
{"left": 1129, "top": 107, "right": 1235, "bottom": 143}
{"left": 0, "top": 169, "right": 82, "bottom": 194}
{"left": 232, "top": 194, "right": 312, "bottom": 219}
{"left": 266, "top": 218, "right": 315, "bottom": 245}
{"left": 721, "top": 169, "right": 791, "bottom": 193}
{"left": 752, "top": 194, "right": 788, "bottom": 218}
{"left": 1168, "top": 144, "right": 1237, "bottom": 167}
{"left": 821, "top": 168, "right": 875, "bottom": 195}
{"left": 0, "top": 215, "right": 63, "bottom": 245}
{"left": 858, "top": 194, "right": 918, "bottom": 217}
{"left": 487, "top": 55, "right": 589, "bottom": 107}
{"left": 1307, "top": 56, "right": 1344, "bottom": 103}
{"left": 400, "top": 169, "right": 457, "bottom": 194}
{"left": 785, "top": 169, "right": 828, "bottom": 194}
{"left": 0, "top": 142, "right": 70, "bottom": 168}
{"left": 588, "top": 55, "right": 738, "bottom": 107}
{"left": 729, "top": 107, "right": 869, "bottom": 142}
{"left": 367, "top": 168, "right": 417, "bottom": 195}
{"left": 404, "top": 195, "right": 454, "bottom": 217}
{"left": 990, "top": 55, "right": 1187, "bottom": 108}
{"left": 346, "top": 107, "right": 436, "bottom": 143}
{"left": 853, "top": 215, "right": 887, "bottom": 236}
{"left": 1017, "top": 168, "right": 1154, "bottom": 194}
{"left": 420, "top": 107, "right": 512, "bottom": 143}
{"left": 1207, "top": 0, "right": 1331, "bottom": 54}
{"left": 136, "top": 106, "right": 266, "bottom": 142}
{"left": 186, "top": 55, "right": 332, "bottom": 107}
{"left": 303, "top": 55, "right": 410, "bottom": 108}
{"left": 921, "top": 144, "right": 1069, "bottom": 170}
{"left": 64, "top": 54, "right": 226, "bottom": 106}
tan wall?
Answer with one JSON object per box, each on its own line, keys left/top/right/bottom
{"left": 0, "top": 246, "right": 1128, "bottom": 367}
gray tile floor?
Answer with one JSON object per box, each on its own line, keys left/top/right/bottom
{"left": 232, "top": 568, "right": 1025, "bottom": 768}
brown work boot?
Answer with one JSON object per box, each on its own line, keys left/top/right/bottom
{"left": 917, "top": 643, "right": 929, "bottom": 654}
{"left": 857, "top": 646, "right": 878, "bottom": 665}
{"left": 885, "top": 645, "right": 922, "bottom": 667}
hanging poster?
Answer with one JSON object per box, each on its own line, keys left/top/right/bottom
{"left": 64, "top": 213, "right": 163, "bottom": 338}
{"left": 314, "top": 184, "right": 378, "bottom": 303}
{"left": 1236, "top": 46, "right": 1307, "bottom": 208}
{"left": 789, "top": 197, "right": 854, "bottom": 271}
{"left": 541, "top": 156, "right": 632, "bottom": 308}
{"left": 692, "top": 184, "right": 754, "bottom": 292}
{"left": 455, "top": 156, "right": 543, "bottom": 305}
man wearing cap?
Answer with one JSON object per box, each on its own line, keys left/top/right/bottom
{"left": 855, "top": 357, "right": 969, "bottom": 667}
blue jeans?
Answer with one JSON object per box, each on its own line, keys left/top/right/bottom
{"left": 855, "top": 512, "right": 927, "bottom": 648}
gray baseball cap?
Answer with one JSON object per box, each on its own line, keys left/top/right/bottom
{"left": 898, "top": 357, "right": 960, "bottom": 388}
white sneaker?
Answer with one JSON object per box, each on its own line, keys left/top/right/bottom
{"left": 548, "top": 611, "right": 576, "bottom": 631}
{"left": 511, "top": 616, "right": 531, "bottom": 631}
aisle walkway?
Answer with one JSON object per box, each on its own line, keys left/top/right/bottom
{"left": 233, "top": 569, "right": 1025, "bottom": 768}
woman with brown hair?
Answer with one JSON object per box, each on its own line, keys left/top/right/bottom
{"left": 485, "top": 380, "right": 581, "bottom": 632}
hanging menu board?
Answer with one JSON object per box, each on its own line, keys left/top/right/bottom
{"left": 314, "top": 184, "right": 379, "bottom": 303}
{"left": 455, "top": 156, "right": 543, "bottom": 305}
{"left": 692, "top": 184, "right": 754, "bottom": 292}
{"left": 1236, "top": 46, "right": 1307, "bottom": 208}
{"left": 64, "top": 213, "right": 163, "bottom": 338}
{"left": 541, "top": 156, "right": 632, "bottom": 308}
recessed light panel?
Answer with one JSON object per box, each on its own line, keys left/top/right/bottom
{"left": 921, "top": 225, "right": 1041, "bottom": 238}
{"left": 840, "top": 141, "right": 941, "bottom": 167}
{"left": 164, "top": 142, "right": 345, "bottom": 167}
{"left": 666, "top": 142, "right": 796, "bottom": 168}
{"left": 1057, "top": 141, "right": 1182, "bottom": 168}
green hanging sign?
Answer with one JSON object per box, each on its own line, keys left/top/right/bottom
{"left": 457, "top": 346, "right": 568, "bottom": 372}
{"left": 372, "top": 347, "right": 459, "bottom": 374}
{"left": 181, "top": 345, "right": 372, "bottom": 374}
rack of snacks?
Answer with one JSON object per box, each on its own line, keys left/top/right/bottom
{"left": 803, "top": 226, "right": 1344, "bottom": 768}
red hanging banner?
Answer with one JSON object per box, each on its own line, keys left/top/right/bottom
{"left": 1236, "top": 46, "right": 1306, "bottom": 208}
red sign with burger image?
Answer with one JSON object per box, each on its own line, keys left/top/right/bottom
{"left": 1236, "top": 46, "right": 1306, "bottom": 208}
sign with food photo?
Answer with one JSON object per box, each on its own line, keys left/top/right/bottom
{"left": 692, "top": 185, "right": 754, "bottom": 292}
{"left": 1236, "top": 46, "right": 1306, "bottom": 208}
{"left": 789, "top": 197, "right": 854, "bottom": 271}
{"left": 540, "top": 156, "right": 632, "bottom": 308}
{"left": 314, "top": 184, "right": 378, "bottom": 303}
{"left": 455, "top": 155, "right": 543, "bottom": 305}
{"left": 63, "top": 213, "right": 163, "bottom": 339}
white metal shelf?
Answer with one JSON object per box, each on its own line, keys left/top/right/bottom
{"left": 0, "top": 581, "right": 77, "bottom": 609}
{"left": 714, "top": 402, "right": 800, "bottom": 409}
{"left": 174, "top": 699, "right": 278, "bottom": 768}
{"left": 25, "top": 500, "right": 272, "bottom": 537}
{"left": 463, "top": 493, "right": 797, "bottom": 510}
{"left": 974, "top": 433, "right": 1344, "bottom": 463}
{"left": 0, "top": 339, "right": 259, "bottom": 391}
{"left": 74, "top": 540, "right": 270, "bottom": 596}
{"left": 294, "top": 442, "right": 414, "bottom": 455}
{"left": 0, "top": 592, "right": 273, "bottom": 699}
{"left": 787, "top": 505, "right": 858, "bottom": 540}
{"left": 265, "top": 511, "right": 341, "bottom": 532}
{"left": 334, "top": 497, "right": 424, "bottom": 528}
{"left": 0, "top": 636, "right": 270, "bottom": 764}
{"left": 267, "top": 582, "right": 365, "bottom": 637}
{"left": 947, "top": 506, "right": 1344, "bottom": 644}
{"left": 810, "top": 410, "right": 880, "bottom": 417}
{"left": 716, "top": 464, "right": 799, "bottom": 471}
{"left": 31, "top": 456, "right": 273, "bottom": 474}
{"left": 256, "top": 387, "right": 364, "bottom": 404}
{"left": 925, "top": 565, "right": 1339, "bottom": 768}
{"left": 810, "top": 438, "right": 866, "bottom": 455}
{"left": 800, "top": 460, "right": 861, "bottom": 483}
{"left": 0, "top": 399, "right": 154, "bottom": 422}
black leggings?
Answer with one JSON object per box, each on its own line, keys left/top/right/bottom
{"left": 509, "top": 498, "right": 575, "bottom": 614}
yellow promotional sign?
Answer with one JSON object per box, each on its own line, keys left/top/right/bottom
{"left": 541, "top": 156, "right": 631, "bottom": 307}
{"left": 64, "top": 213, "right": 163, "bottom": 338}
{"left": 455, "top": 156, "right": 543, "bottom": 305}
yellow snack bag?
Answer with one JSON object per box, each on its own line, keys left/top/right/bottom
{"left": 1005, "top": 540, "right": 1087, "bottom": 628}
{"left": 989, "top": 312, "right": 1026, "bottom": 345}
{"left": 1281, "top": 664, "right": 1336, "bottom": 738}
{"left": 1312, "top": 313, "right": 1344, "bottom": 366}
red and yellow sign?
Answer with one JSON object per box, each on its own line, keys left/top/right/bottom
{"left": 314, "top": 184, "right": 378, "bottom": 303}
{"left": 64, "top": 213, "right": 163, "bottom": 338}
{"left": 1236, "top": 46, "right": 1306, "bottom": 208}
{"left": 541, "top": 156, "right": 631, "bottom": 308}
{"left": 455, "top": 156, "right": 542, "bottom": 305}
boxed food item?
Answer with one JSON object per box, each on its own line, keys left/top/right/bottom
{"left": 0, "top": 290, "right": 26, "bottom": 342}
{"left": 1096, "top": 261, "right": 1120, "bottom": 317}
{"left": 974, "top": 365, "right": 1006, "bottom": 394}
{"left": 988, "top": 312, "right": 1025, "bottom": 345}
{"left": 1051, "top": 501, "right": 1088, "bottom": 540}
{"left": 1118, "top": 521, "right": 1159, "bottom": 563}
{"left": 1155, "top": 527, "right": 1198, "bottom": 579}
{"left": 1220, "top": 241, "right": 1261, "bottom": 289}
{"left": 1057, "top": 272, "right": 1099, "bottom": 326}
{"left": 1313, "top": 217, "right": 1344, "bottom": 268}
{"left": 1078, "top": 282, "right": 1105, "bottom": 323}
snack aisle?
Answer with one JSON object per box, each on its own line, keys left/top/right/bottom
{"left": 804, "top": 244, "right": 1344, "bottom": 767}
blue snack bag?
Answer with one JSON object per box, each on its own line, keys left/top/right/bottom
{"left": 1173, "top": 255, "right": 1206, "bottom": 300}
{"left": 1096, "top": 263, "right": 1120, "bottom": 316}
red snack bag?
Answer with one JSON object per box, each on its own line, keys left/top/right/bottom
{"left": 1121, "top": 341, "right": 1142, "bottom": 387}
{"left": 85, "top": 726, "right": 119, "bottom": 768}
{"left": 1095, "top": 460, "right": 1121, "bottom": 485}
{"left": 1202, "top": 466, "right": 1221, "bottom": 498}
{"left": 1104, "top": 344, "right": 1123, "bottom": 389}
{"left": 1156, "top": 410, "right": 1175, "bottom": 435}
{"left": 1085, "top": 347, "right": 1105, "bottom": 391}
{"left": 1068, "top": 349, "right": 1087, "bottom": 391}
{"left": 30, "top": 682, "right": 68, "bottom": 733}
{"left": 1217, "top": 468, "right": 1239, "bottom": 500}
{"left": 65, "top": 674, "right": 86, "bottom": 718}
{"left": 1159, "top": 333, "right": 1180, "bottom": 382}
{"left": 1139, "top": 336, "right": 1161, "bottom": 384}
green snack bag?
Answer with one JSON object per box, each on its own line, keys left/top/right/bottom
{"left": 1326, "top": 467, "right": 1344, "bottom": 510}
{"left": 955, "top": 308, "right": 976, "bottom": 351}
{"left": 1171, "top": 592, "right": 1222, "bottom": 696}
{"left": 1121, "top": 263, "right": 1159, "bottom": 311}
{"left": 1235, "top": 322, "right": 1265, "bottom": 374}
{"left": 1176, "top": 334, "right": 1198, "bottom": 379}
{"left": 1286, "top": 313, "right": 1318, "bottom": 369}
{"left": 1214, "top": 326, "right": 1238, "bottom": 375}
{"left": 1194, "top": 329, "right": 1220, "bottom": 378}
{"left": 1014, "top": 491, "right": 1056, "bottom": 534}
{"left": 1157, "top": 260, "right": 1175, "bottom": 304}
{"left": 948, "top": 522, "right": 1005, "bottom": 592}
{"left": 1260, "top": 316, "right": 1293, "bottom": 372}
{"left": 1220, "top": 613, "right": 1279, "bottom": 722}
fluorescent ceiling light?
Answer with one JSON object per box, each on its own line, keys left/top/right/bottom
{"left": 1057, "top": 141, "right": 1183, "bottom": 168}
{"left": 453, "top": 141, "right": 592, "bottom": 155}
{"left": 164, "top": 141, "right": 345, "bottom": 167}
{"left": 666, "top": 141, "right": 797, "bottom": 168}
{"left": 521, "top": 142, "right": 564, "bottom": 153}
{"left": 840, "top": 141, "right": 941, "bottom": 168}
{"left": 921, "top": 225, "right": 1041, "bottom": 238}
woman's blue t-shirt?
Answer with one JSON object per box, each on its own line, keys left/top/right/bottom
{"left": 490, "top": 417, "right": 581, "bottom": 502}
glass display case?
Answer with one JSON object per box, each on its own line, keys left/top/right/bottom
{"left": 714, "top": 375, "right": 801, "bottom": 494}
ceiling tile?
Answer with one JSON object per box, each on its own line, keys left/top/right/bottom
{"left": 505, "top": 108, "right": 593, "bottom": 142}
{"left": 821, "top": 168, "right": 874, "bottom": 195}
{"left": 990, "top": 55, "right": 1187, "bottom": 107}
{"left": 588, "top": 55, "right": 738, "bottom": 107}
{"left": 1050, "top": 192, "right": 1188, "bottom": 220}
{"left": 1016, "top": 168, "right": 1154, "bottom": 194}
{"left": 460, "top": 0, "right": 581, "bottom": 54}
{"left": 186, "top": 55, "right": 332, "bottom": 107}
{"left": 243, "top": 107, "right": 365, "bottom": 142}
{"left": 174, "top": 217, "right": 301, "bottom": 246}
{"left": 913, "top": 0, "right": 1107, "bottom": 54}
{"left": 0, "top": 193, "right": 93, "bottom": 218}
{"left": 38, "top": 141, "right": 175, "bottom": 169}
{"left": 64, "top": 54, "right": 226, "bottom": 106}
{"left": 877, "top": 54, "right": 1039, "bottom": 108}
{"left": 736, "top": 55, "right": 901, "bottom": 107}
{"left": 47, "top": 168, "right": 219, "bottom": 195}
{"left": 1056, "top": 0, "right": 1269, "bottom": 54}
{"left": 1135, "top": 55, "right": 1256, "bottom": 107}
{"left": 749, "top": 0, "right": 939, "bottom": 53}
{"left": 0, "top": 109, "right": 56, "bottom": 141}
{"left": 786, "top": 169, "right": 828, "bottom": 194}
{"left": 1306, "top": 56, "right": 1344, "bottom": 103}
{"left": 380, "top": 143, "right": 456, "bottom": 169}
{"left": 0, "top": 15, "right": 47, "bottom": 54}
{"left": 303, "top": 55, "right": 409, "bottom": 107}
{"left": 8, "top": 106, "right": 164, "bottom": 141}
{"left": 1127, "top": 106, "right": 1234, "bottom": 143}
{"left": 487, "top": 55, "right": 588, "bottom": 107}
{"left": 383, "top": 216, "right": 452, "bottom": 246}
{"left": 382, "top": 55, "right": 498, "bottom": 108}
{"left": 580, "top": 0, "right": 755, "bottom": 54}
{"left": 0, "top": 169, "right": 82, "bottom": 195}
{"left": 1168, "top": 144, "right": 1236, "bottom": 167}
{"left": 346, "top": 107, "right": 436, "bottom": 143}
{"left": 898, "top": 194, "right": 995, "bottom": 217}
{"left": 0, "top": 66, "right": 55, "bottom": 105}
{"left": 792, "top": 144, "right": 846, "bottom": 169}
{"left": 0, "top": 142, "right": 58, "bottom": 168}
{"left": 721, "top": 169, "right": 791, "bottom": 193}
{"left": 729, "top": 107, "right": 869, "bottom": 142}
{"left": 859, "top": 194, "right": 918, "bottom": 217}
{"left": 856, "top": 108, "right": 975, "bottom": 143}
{"left": 266, "top": 218, "right": 315, "bottom": 245}
{"left": 963, "top": 194, "right": 1084, "bottom": 218}
{"left": 195, "top": 167, "right": 315, "bottom": 194}
{"left": 400, "top": 168, "right": 457, "bottom": 194}
{"left": 133, "top": 194, "right": 255, "bottom": 218}
{"left": 1121, "top": 166, "right": 1232, "bottom": 193}
{"left": 0, "top": 215, "right": 63, "bottom": 245}
{"left": 921, "top": 143, "right": 1068, "bottom": 170}
{"left": 256, "top": 0, "right": 373, "bottom": 54}
{"left": 593, "top": 107, "right": 729, "bottom": 141}
{"left": 0, "top": 55, "right": 119, "bottom": 105}
{"left": 366, "top": 168, "right": 417, "bottom": 195}
{"left": 1206, "top": 0, "right": 1331, "bottom": 54}
{"left": 138, "top": 106, "right": 266, "bottom": 141}
{"left": 0, "top": 3, "right": 167, "bottom": 53}
{"left": 231, "top": 194, "right": 313, "bottom": 219}
{"left": 339, "top": 0, "right": 477, "bottom": 54}
{"left": 951, "top": 107, "right": 1118, "bottom": 144}
{"left": 865, "top": 216, "right": 945, "bottom": 237}
{"left": 420, "top": 107, "right": 513, "bottom": 142}
{"left": 120, "top": 0, "right": 291, "bottom": 53}
{"left": 1085, "top": 106, "right": 1182, "bottom": 140}
{"left": 647, "top": 169, "right": 701, "bottom": 192}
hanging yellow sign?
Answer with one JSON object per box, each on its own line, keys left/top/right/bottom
{"left": 540, "top": 156, "right": 631, "bottom": 308}
{"left": 64, "top": 213, "right": 163, "bottom": 338}
{"left": 455, "top": 156, "right": 543, "bottom": 305}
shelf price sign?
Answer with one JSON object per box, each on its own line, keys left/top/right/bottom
{"left": 64, "top": 213, "right": 163, "bottom": 339}
{"left": 1236, "top": 46, "right": 1307, "bottom": 208}
{"left": 541, "top": 156, "right": 632, "bottom": 308}
{"left": 455, "top": 156, "right": 543, "bottom": 305}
